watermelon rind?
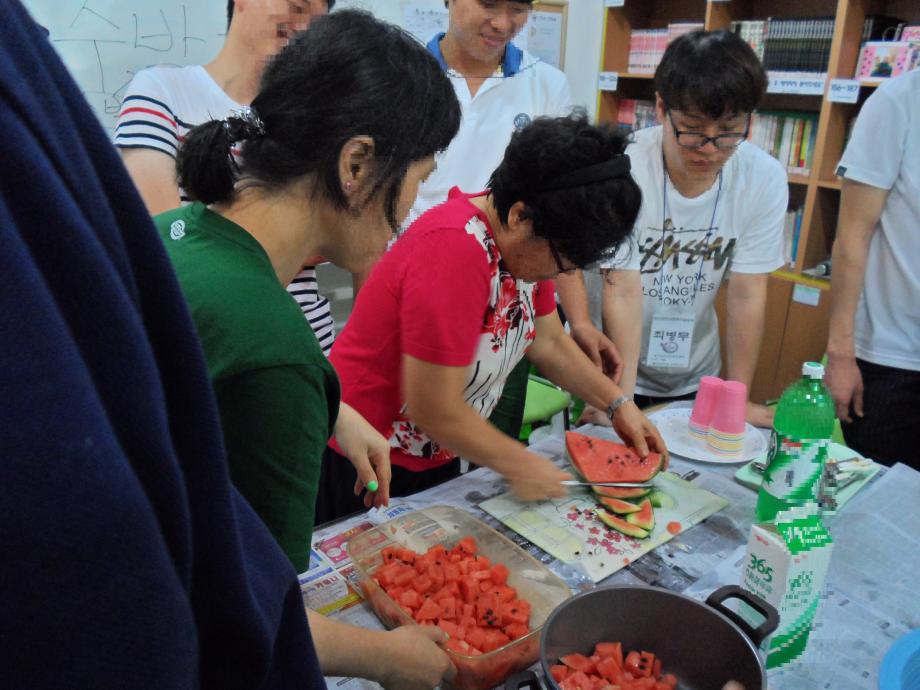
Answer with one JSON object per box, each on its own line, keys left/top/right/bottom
{"left": 625, "top": 498, "right": 655, "bottom": 531}
{"left": 594, "top": 508, "right": 649, "bottom": 539}
{"left": 565, "top": 431, "right": 662, "bottom": 483}
{"left": 591, "top": 485, "right": 651, "bottom": 500}
{"left": 648, "top": 490, "right": 675, "bottom": 509}
{"left": 597, "top": 496, "right": 641, "bottom": 514}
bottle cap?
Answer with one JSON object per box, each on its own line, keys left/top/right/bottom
{"left": 802, "top": 361, "right": 825, "bottom": 379}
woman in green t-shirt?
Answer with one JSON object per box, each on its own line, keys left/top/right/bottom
{"left": 159, "top": 10, "right": 461, "bottom": 690}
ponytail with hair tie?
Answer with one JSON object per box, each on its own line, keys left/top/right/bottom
{"left": 177, "top": 107, "right": 266, "bottom": 205}
{"left": 223, "top": 106, "right": 266, "bottom": 145}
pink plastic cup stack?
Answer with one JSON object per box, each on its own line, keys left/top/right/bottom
{"left": 706, "top": 380, "right": 748, "bottom": 456}
{"left": 689, "top": 376, "right": 723, "bottom": 440}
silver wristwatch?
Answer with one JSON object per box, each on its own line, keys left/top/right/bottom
{"left": 605, "top": 395, "right": 631, "bottom": 421}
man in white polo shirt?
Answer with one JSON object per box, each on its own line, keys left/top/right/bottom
{"left": 380, "top": 0, "right": 622, "bottom": 440}
{"left": 404, "top": 1, "right": 566, "bottom": 227}
{"left": 825, "top": 69, "right": 920, "bottom": 469}
{"left": 114, "top": 0, "right": 337, "bottom": 354}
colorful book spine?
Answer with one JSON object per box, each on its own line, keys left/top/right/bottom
{"left": 627, "top": 22, "right": 703, "bottom": 75}
{"left": 616, "top": 99, "right": 657, "bottom": 132}
{"left": 750, "top": 111, "right": 819, "bottom": 176}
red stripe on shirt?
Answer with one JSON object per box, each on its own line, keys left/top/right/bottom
{"left": 120, "top": 106, "right": 177, "bottom": 128}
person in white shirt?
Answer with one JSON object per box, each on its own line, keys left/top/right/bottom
{"left": 825, "top": 69, "right": 920, "bottom": 470}
{"left": 115, "top": 0, "right": 336, "bottom": 353}
{"left": 352, "top": 0, "right": 624, "bottom": 440}
{"left": 558, "top": 30, "right": 786, "bottom": 429}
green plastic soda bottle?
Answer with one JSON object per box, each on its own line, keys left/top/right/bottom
{"left": 756, "top": 362, "right": 836, "bottom": 522}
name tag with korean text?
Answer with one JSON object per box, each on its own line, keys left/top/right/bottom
{"left": 646, "top": 313, "right": 695, "bottom": 369}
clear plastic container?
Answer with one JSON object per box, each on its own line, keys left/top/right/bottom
{"left": 347, "top": 505, "right": 572, "bottom": 690}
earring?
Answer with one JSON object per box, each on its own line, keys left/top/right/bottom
{"left": 344, "top": 181, "right": 354, "bottom": 191}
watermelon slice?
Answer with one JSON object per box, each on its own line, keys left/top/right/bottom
{"left": 597, "top": 496, "right": 641, "bottom": 514}
{"left": 625, "top": 498, "right": 655, "bottom": 531}
{"left": 566, "top": 432, "right": 662, "bottom": 483}
{"left": 648, "top": 490, "right": 675, "bottom": 509}
{"left": 595, "top": 508, "right": 649, "bottom": 539}
{"left": 592, "top": 485, "right": 650, "bottom": 500}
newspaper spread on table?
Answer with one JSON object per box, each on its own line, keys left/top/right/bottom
{"left": 303, "top": 424, "right": 914, "bottom": 690}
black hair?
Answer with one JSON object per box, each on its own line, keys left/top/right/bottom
{"left": 228, "top": 1, "right": 337, "bottom": 30}
{"left": 488, "top": 110, "right": 641, "bottom": 269}
{"left": 655, "top": 30, "right": 767, "bottom": 119}
{"left": 179, "top": 9, "right": 460, "bottom": 227}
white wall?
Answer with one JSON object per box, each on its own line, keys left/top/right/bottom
{"left": 559, "top": 0, "right": 604, "bottom": 120}
{"left": 337, "top": 0, "right": 606, "bottom": 120}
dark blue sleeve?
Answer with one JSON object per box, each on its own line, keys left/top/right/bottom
{"left": 0, "top": 2, "right": 324, "bottom": 687}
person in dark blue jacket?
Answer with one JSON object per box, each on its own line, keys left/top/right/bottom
{"left": 0, "top": 1, "right": 451, "bottom": 687}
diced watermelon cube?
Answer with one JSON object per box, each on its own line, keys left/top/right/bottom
{"left": 455, "top": 537, "right": 477, "bottom": 555}
{"left": 438, "top": 596, "right": 457, "bottom": 620}
{"left": 438, "top": 619, "right": 459, "bottom": 639}
{"left": 559, "top": 670, "right": 593, "bottom": 690}
{"left": 398, "top": 589, "right": 421, "bottom": 610}
{"left": 549, "top": 664, "right": 570, "bottom": 683}
{"left": 560, "top": 653, "right": 596, "bottom": 675}
{"left": 412, "top": 574, "right": 433, "bottom": 594}
{"left": 490, "top": 562, "right": 509, "bottom": 585}
{"left": 503, "top": 622, "right": 529, "bottom": 640}
{"left": 415, "top": 597, "right": 440, "bottom": 621}
{"left": 596, "top": 656, "right": 621, "bottom": 683}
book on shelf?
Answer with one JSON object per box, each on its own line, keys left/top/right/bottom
{"left": 783, "top": 206, "right": 804, "bottom": 266}
{"left": 902, "top": 26, "right": 920, "bottom": 43}
{"left": 627, "top": 22, "right": 703, "bottom": 74}
{"left": 749, "top": 111, "right": 819, "bottom": 177}
{"left": 616, "top": 99, "right": 657, "bottom": 133}
{"left": 899, "top": 26, "right": 920, "bottom": 73}
{"left": 731, "top": 20, "right": 768, "bottom": 62}
{"left": 855, "top": 41, "right": 915, "bottom": 80}
{"left": 861, "top": 15, "right": 907, "bottom": 42}
{"left": 735, "top": 16, "right": 835, "bottom": 76}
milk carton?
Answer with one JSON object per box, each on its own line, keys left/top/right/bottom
{"left": 741, "top": 504, "right": 833, "bottom": 668}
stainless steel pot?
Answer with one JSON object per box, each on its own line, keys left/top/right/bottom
{"left": 505, "top": 584, "right": 779, "bottom": 690}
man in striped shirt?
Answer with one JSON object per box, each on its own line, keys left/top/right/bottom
{"left": 115, "top": 0, "right": 336, "bottom": 353}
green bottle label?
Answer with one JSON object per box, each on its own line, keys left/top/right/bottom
{"left": 761, "top": 437, "right": 828, "bottom": 503}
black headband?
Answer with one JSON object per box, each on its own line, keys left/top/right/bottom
{"left": 539, "top": 155, "right": 632, "bottom": 192}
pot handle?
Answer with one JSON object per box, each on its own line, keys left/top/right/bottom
{"left": 505, "top": 670, "right": 545, "bottom": 690}
{"left": 705, "top": 584, "right": 780, "bottom": 648}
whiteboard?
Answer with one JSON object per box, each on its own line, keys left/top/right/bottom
{"left": 22, "top": 1, "right": 226, "bottom": 133}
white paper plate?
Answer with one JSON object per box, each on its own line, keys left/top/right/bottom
{"left": 648, "top": 407, "right": 767, "bottom": 464}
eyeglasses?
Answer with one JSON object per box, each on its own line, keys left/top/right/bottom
{"left": 549, "top": 242, "right": 578, "bottom": 275}
{"left": 666, "top": 109, "right": 750, "bottom": 150}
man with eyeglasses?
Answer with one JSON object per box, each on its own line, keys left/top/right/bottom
{"left": 558, "top": 30, "right": 786, "bottom": 427}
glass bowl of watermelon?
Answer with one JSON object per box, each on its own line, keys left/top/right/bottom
{"left": 347, "top": 505, "right": 572, "bottom": 690}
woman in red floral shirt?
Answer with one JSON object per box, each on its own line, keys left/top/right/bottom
{"left": 318, "top": 113, "right": 667, "bottom": 522}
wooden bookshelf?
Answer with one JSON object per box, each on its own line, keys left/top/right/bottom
{"left": 596, "top": 0, "right": 920, "bottom": 401}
